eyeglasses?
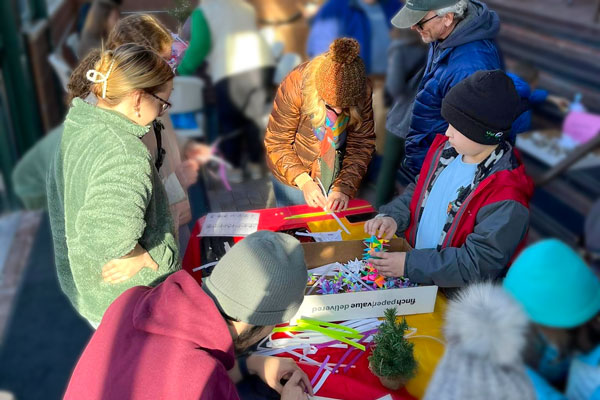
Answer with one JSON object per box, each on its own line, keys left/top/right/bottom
{"left": 147, "top": 92, "right": 172, "bottom": 116}
{"left": 415, "top": 14, "right": 439, "bottom": 30}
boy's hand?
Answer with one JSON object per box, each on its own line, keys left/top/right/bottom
{"left": 369, "top": 251, "right": 406, "bottom": 277}
{"left": 301, "top": 181, "right": 328, "bottom": 209}
{"left": 327, "top": 191, "right": 349, "bottom": 212}
{"left": 102, "top": 244, "right": 158, "bottom": 284}
{"left": 364, "top": 216, "right": 397, "bottom": 239}
{"left": 248, "top": 355, "right": 313, "bottom": 395}
{"left": 281, "top": 370, "right": 310, "bottom": 400}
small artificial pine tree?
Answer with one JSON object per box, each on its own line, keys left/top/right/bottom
{"left": 369, "top": 308, "right": 418, "bottom": 380}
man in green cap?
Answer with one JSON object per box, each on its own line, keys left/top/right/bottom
{"left": 388, "top": 0, "right": 503, "bottom": 179}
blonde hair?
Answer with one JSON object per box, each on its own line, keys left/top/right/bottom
{"left": 301, "top": 55, "right": 362, "bottom": 129}
{"left": 88, "top": 43, "right": 174, "bottom": 105}
{"left": 68, "top": 14, "right": 173, "bottom": 103}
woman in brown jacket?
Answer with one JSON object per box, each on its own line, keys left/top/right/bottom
{"left": 264, "top": 38, "right": 376, "bottom": 211}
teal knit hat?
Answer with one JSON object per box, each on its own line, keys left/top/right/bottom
{"left": 203, "top": 231, "right": 308, "bottom": 326}
{"left": 503, "top": 239, "right": 600, "bottom": 328}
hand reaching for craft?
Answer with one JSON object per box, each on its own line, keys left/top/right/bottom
{"left": 364, "top": 216, "right": 397, "bottom": 239}
{"left": 248, "top": 355, "right": 313, "bottom": 395}
{"left": 327, "top": 191, "right": 349, "bottom": 212}
{"left": 281, "top": 370, "right": 311, "bottom": 400}
{"left": 369, "top": 251, "right": 406, "bottom": 278}
{"left": 547, "top": 95, "right": 571, "bottom": 113}
{"left": 102, "top": 243, "right": 158, "bottom": 284}
{"left": 302, "top": 180, "right": 328, "bottom": 209}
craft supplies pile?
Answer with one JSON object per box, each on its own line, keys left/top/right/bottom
{"left": 307, "top": 235, "right": 417, "bottom": 295}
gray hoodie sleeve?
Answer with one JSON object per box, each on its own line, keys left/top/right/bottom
{"left": 379, "top": 182, "right": 416, "bottom": 235}
{"left": 404, "top": 200, "right": 530, "bottom": 287}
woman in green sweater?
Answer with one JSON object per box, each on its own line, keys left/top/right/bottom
{"left": 47, "top": 43, "right": 179, "bottom": 327}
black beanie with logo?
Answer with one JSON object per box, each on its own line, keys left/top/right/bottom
{"left": 441, "top": 70, "right": 526, "bottom": 145}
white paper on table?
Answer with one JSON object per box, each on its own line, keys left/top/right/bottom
{"left": 295, "top": 230, "right": 342, "bottom": 242}
{"left": 199, "top": 212, "right": 260, "bottom": 237}
{"left": 308, "top": 262, "right": 342, "bottom": 276}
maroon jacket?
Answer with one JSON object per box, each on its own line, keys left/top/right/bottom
{"left": 64, "top": 271, "right": 239, "bottom": 400}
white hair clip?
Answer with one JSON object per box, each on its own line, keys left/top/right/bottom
{"left": 86, "top": 59, "right": 116, "bottom": 99}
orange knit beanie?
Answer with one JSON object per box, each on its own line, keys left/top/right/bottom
{"left": 315, "top": 38, "right": 367, "bottom": 108}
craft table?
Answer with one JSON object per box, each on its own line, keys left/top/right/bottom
{"left": 182, "top": 200, "right": 446, "bottom": 400}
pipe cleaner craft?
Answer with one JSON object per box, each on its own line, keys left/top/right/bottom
{"left": 254, "top": 317, "right": 444, "bottom": 395}
{"left": 305, "top": 236, "right": 417, "bottom": 294}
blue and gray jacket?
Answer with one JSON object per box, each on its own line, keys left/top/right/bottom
{"left": 404, "top": 0, "right": 503, "bottom": 176}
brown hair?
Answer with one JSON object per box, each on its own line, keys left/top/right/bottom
{"left": 67, "top": 14, "right": 173, "bottom": 103}
{"left": 87, "top": 43, "right": 174, "bottom": 105}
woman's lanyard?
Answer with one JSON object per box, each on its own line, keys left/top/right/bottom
{"left": 152, "top": 119, "right": 166, "bottom": 172}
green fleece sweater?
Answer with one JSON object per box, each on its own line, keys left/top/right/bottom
{"left": 12, "top": 125, "right": 63, "bottom": 209}
{"left": 47, "top": 98, "right": 180, "bottom": 324}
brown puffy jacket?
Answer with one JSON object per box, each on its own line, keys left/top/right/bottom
{"left": 265, "top": 62, "right": 376, "bottom": 198}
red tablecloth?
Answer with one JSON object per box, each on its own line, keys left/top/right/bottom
{"left": 182, "top": 200, "right": 418, "bottom": 400}
{"left": 182, "top": 199, "right": 375, "bottom": 282}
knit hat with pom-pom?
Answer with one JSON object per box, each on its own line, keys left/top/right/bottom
{"left": 424, "top": 283, "right": 536, "bottom": 400}
{"left": 315, "top": 38, "right": 367, "bottom": 108}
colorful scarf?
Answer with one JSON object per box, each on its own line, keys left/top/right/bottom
{"left": 313, "top": 108, "right": 349, "bottom": 191}
{"left": 416, "top": 141, "right": 514, "bottom": 250}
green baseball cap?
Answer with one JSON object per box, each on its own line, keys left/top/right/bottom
{"left": 391, "top": 0, "right": 460, "bottom": 28}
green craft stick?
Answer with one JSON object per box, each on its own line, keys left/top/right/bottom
{"left": 299, "top": 323, "right": 362, "bottom": 340}
{"left": 299, "top": 318, "right": 360, "bottom": 334}
{"left": 273, "top": 323, "right": 365, "bottom": 350}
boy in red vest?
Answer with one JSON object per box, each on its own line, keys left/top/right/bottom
{"left": 365, "top": 70, "right": 533, "bottom": 287}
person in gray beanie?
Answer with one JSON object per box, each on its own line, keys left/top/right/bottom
{"left": 424, "top": 282, "right": 536, "bottom": 400}
{"left": 64, "top": 230, "right": 313, "bottom": 400}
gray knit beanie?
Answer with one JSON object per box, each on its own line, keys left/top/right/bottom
{"left": 424, "top": 283, "right": 536, "bottom": 400}
{"left": 203, "top": 230, "right": 307, "bottom": 326}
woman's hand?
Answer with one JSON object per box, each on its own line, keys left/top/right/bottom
{"left": 101, "top": 243, "right": 158, "bottom": 284}
{"left": 364, "top": 216, "right": 397, "bottom": 239}
{"left": 369, "top": 251, "right": 406, "bottom": 277}
{"left": 327, "top": 191, "right": 349, "bottom": 212}
{"left": 301, "top": 180, "right": 328, "bottom": 209}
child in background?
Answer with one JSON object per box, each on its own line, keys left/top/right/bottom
{"left": 365, "top": 70, "right": 533, "bottom": 288}
{"left": 177, "top": 0, "right": 274, "bottom": 182}
{"left": 265, "top": 38, "right": 375, "bottom": 211}
{"left": 508, "top": 61, "right": 571, "bottom": 143}
{"left": 503, "top": 239, "right": 600, "bottom": 400}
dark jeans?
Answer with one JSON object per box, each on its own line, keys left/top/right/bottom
{"left": 215, "top": 67, "right": 274, "bottom": 167}
{"left": 271, "top": 176, "right": 306, "bottom": 207}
